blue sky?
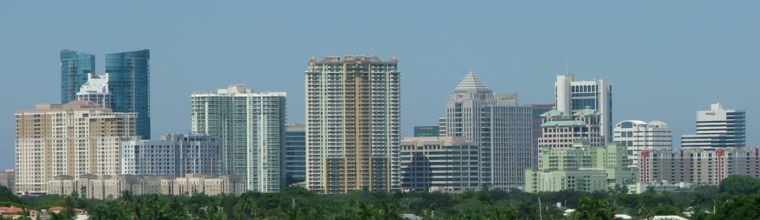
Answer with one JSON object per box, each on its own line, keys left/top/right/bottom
{"left": 1, "top": 1, "right": 758, "bottom": 169}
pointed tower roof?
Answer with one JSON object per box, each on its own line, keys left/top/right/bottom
{"left": 454, "top": 72, "right": 491, "bottom": 93}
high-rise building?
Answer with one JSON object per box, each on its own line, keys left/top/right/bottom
{"left": 192, "top": 85, "right": 286, "bottom": 192}
{"left": 531, "top": 104, "right": 554, "bottom": 167}
{"left": 305, "top": 56, "right": 401, "bottom": 193}
{"left": 121, "top": 133, "right": 221, "bottom": 177}
{"left": 106, "top": 49, "right": 151, "bottom": 139}
{"left": 285, "top": 124, "right": 306, "bottom": 185}
{"left": 614, "top": 120, "right": 672, "bottom": 168}
{"left": 61, "top": 50, "right": 96, "bottom": 104}
{"left": 75, "top": 73, "right": 111, "bottom": 108}
{"left": 525, "top": 75, "right": 624, "bottom": 193}
{"left": 639, "top": 147, "right": 760, "bottom": 186}
{"left": 681, "top": 103, "right": 746, "bottom": 148}
{"left": 538, "top": 109, "right": 605, "bottom": 149}
{"left": 15, "top": 101, "right": 136, "bottom": 194}
{"left": 400, "top": 137, "right": 480, "bottom": 192}
{"left": 439, "top": 73, "right": 537, "bottom": 190}
{"left": 413, "top": 126, "right": 440, "bottom": 137}
{"left": 555, "top": 74, "right": 612, "bottom": 142}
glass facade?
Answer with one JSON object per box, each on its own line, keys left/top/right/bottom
{"left": 106, "top": 49, "right": 151, "bottom": 139}
{"left": 60, "top": 50, "right": 95, "bottom": 103}
{"left": 191, "top": 86, "right": 287, "bottom": 192}
{"left": 285, "top": 124, "right": 306, "bottom": 185}
{"left": 413, "top": 126, "right": 439, "bottom": 137}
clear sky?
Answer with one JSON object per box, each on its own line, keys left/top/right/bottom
{"left": 1, "top": 1, "right": 758, "bottom": 169}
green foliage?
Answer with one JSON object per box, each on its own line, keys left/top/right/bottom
{"left": 572, "top": 196, "right": 614, "bottom": 220}
{"left": 0, "top": 185, "right": 22, "bottom": 206}
{"left": 709, "top": 193, "right": 760, "bottom": 220}
{"left": 720, "top": 175, "right": 760, "bottom": 195}
{"left": 9, "top": 176, "right": 760, "bottom": 219}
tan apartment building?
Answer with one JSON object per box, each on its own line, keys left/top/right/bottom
{"left": 15, "top": 101, "right": 135, "bottom": 194}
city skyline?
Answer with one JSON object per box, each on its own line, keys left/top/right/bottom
{"left": 2, "top": 1, "right": 759, "bottom": 170}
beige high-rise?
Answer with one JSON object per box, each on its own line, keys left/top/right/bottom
{"left": 15, "top": 101, "right": 135, "bottom": 194}
{"left": 305, "top": 56, "right": 400, "bottom": 193}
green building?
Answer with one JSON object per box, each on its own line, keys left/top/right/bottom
{"left": 525, "top": 143, "right": 634, "bottom": 193}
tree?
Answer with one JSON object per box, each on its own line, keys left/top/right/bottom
{"left": 572, "top": 196, "right": 614, "bottom": 220}
{"left": 719, "top": 176, "right": 760, "bottom": 195}
{"left": 709, "top": 193, "right": 760, "bottom": 220}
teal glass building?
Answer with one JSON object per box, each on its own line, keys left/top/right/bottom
{"left": 106, "top": 49, "right": 151, "bottom": 139}
{"left": 60, "top": 50, "right": 95, "bottom": 103}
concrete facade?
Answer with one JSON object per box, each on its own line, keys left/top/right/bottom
{"left": 15, "top": 101, "right": 136, "bottom": 194}
{"left": 400, "top": 137, "right": 480, "bottom": 192}
{"left": 305, "top": 56, "right": 401, "bottom": 193}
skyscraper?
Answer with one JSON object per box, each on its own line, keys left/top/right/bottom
{"left": 285, "top": 123, "right": 306, "bottom": 185}
{"left": 681, "top": 103, "right": 746, "bottom": 148}
{"left": 60, "top": 49, "right": 95, "bottom": 103}
{"left": 192, "top": 85, "right": 286, "bottom": 192}
{"left": 75, "top": 73, "right": 111, "bottom": 108}
{"left": 614, "top": 120, "right": 673, "bottom": 168}
{"left": 439, "top": 73, "right": 537, "bottom": 190}
{"left": 305, "top": 56, "right": 401, "bottom": 193}
{"left": 555, "top": 74, "right": 612, "bottom": 142}
{"left": 106, "top": 49, "right": 151, "bottom": 139}
{"left": 15, "top": 101, "right": 136, "bottom": 194}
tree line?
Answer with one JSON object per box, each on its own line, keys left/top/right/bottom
{"left": 2, "top": 176, "right": 760, "bottom": 219}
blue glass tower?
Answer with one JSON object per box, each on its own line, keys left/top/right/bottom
{"left": 60, "top": 50, "right": 95, "bottom": 103}
{"left": 106, "top": 49, "right": 151, "bottom": 139}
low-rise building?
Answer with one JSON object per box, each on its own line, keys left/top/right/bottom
{"left": 0, "top": 169, "right": 14, "bottom": 192}
{"left": 639, "top": 147, "right": 760, "bottom": 185}
{"left": 0, "top": 206, "right": 25, "bottom": 219}
{"left": 525, "top": 143, "right": 635, "bottom": 193}
{"left": 48, "top": 175, "right": 162, "bottom": 199}
{"left": 161, "top": 174, "right": 245, "bottom": 196}
{"left": 400, "top": 137, "right": 481, "bottom": 192}
{"left": 48, "top": 174, "right": 244, "bottom": 199}
{"left": 121, "top": 133, "right": 221, "bottom": 177}
{"left": 627, "top": 181, "right": 692, "bottom": 194}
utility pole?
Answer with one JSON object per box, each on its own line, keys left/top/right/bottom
{"left": 538, "top": 196, "right": 543, "bottom": 220}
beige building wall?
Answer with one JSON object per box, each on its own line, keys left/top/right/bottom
{"left": 305, "top": 56, "right": 401, "bottom": 193}
{"left": 15, "top": 101, "right": 135, "bottom": 194}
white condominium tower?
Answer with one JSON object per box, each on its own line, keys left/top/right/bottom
{"left": 75, "top": 73, "right": 111, "bottom": 109}
{"left": 305, "top": 56, "right": 401, "bottom": 193}
{"left": 191, "top": 85, "right": 286, "bottom": 192}
{"left": 439, "top": 73, "right": 536, "bottom": 190}
{"left": 555, "top": 74, "right": 613, "bottom": 143}
{"left": 613, "top": 120, "right": 673, "bottom": 168}
{"left": 681, "top": 102, "right": 746, "bottom": 148}
{"left": 15, "top": 101, "right": 136, "bottom": 194}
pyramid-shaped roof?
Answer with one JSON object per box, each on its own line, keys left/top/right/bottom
{"left": 454, "top": 72, "right": 491, "bottom": 93}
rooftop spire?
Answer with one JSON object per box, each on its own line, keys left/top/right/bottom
{"left": 454, "top": 72, "right": 491, "bottom": 93}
